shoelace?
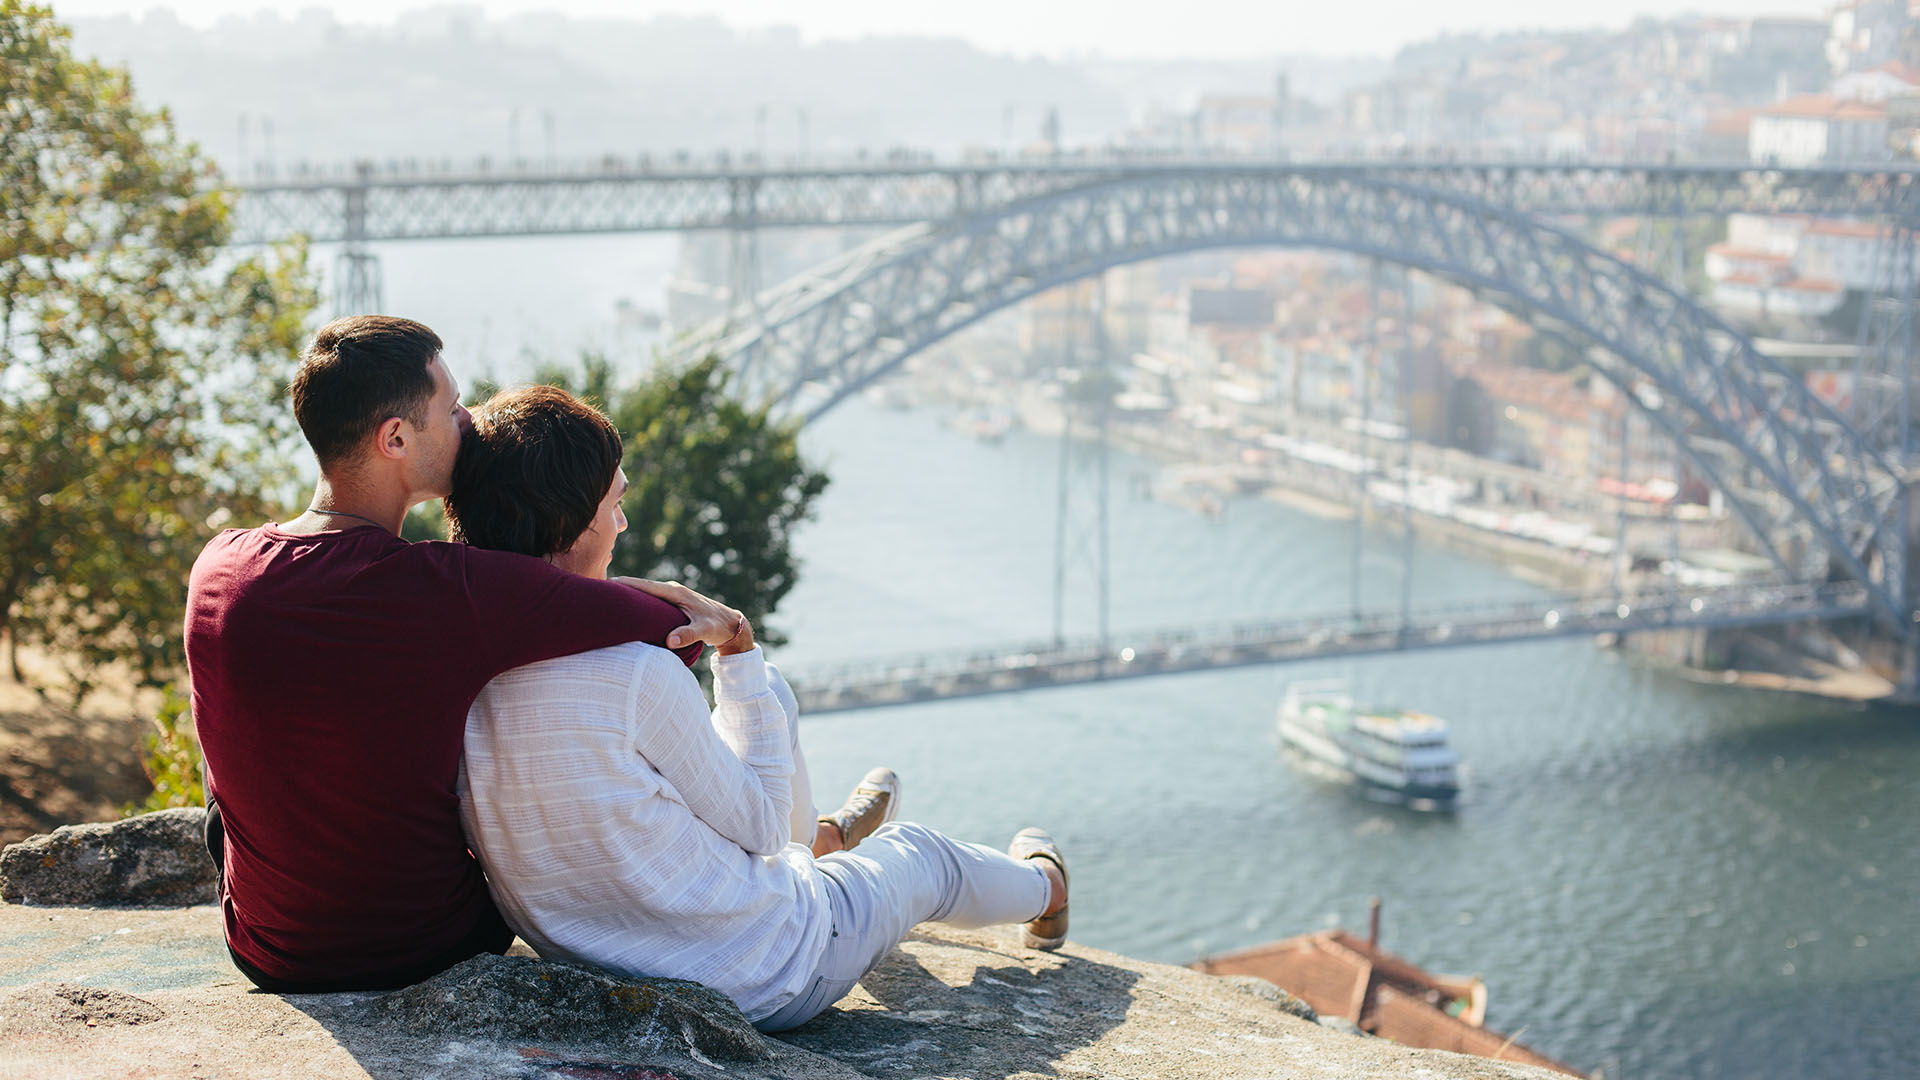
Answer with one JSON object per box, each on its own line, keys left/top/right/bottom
{"left": 827, "top": 787, "right": 889, "bottom": 835}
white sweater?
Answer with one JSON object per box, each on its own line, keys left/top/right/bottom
{"left": 457, "top": 643, "right": 831, "bottom": 1022}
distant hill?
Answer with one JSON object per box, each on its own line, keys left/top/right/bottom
{"left": 64, "top": 6, "right": 1384, "bottom": 172}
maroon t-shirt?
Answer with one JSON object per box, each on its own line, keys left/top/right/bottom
{"left": 184, "top": 523, "right": 700, "bottom": 986}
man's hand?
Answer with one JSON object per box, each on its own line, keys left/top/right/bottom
{"left": 616, "top": 578, "right": 755, "bottom": 654}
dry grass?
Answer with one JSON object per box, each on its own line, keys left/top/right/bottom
{"left": 0, "top": 647, "right": 161, "bottom": 845}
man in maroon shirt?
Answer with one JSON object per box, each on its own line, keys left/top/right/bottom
{"left": 185, "top": 315, "right": 744, "bottom": 992}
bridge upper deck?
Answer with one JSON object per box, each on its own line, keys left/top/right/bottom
{"left": 226, "top": 156, "right": 1920, "bottom": 245}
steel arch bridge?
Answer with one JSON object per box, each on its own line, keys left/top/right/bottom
{"left": 228, "top": 158, "right": 1920, "bottom": 243}
{"left": 670, "top": 169, "right": 1911, "bottom": 629}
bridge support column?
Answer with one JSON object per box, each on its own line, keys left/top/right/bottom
{"left": 1350, "top": 258, "right": 1379, "bottom": 623}
{"left": 1900, "top": 477, "right": 1920, "bottom": 699}
{"left": 1052, "top": 276, "right": 1112, "bottom": 666}
{"left": 333, "top": 248, "right": 383, "bottom": 316}
{"left": 724, "top": 176, "right": 766, "bottom": 386}
{"left": 333, "top": 160, "right": 383, "bottom": 316}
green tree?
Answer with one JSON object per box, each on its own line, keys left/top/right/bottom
{"left": 526, "top": 354, "right": 828, "bottom": 645}
{"left": 129, "top": 682, "right": 203, "bottom": 814}
{"left": 0, "top": 2, "right": 316, "bottom": 703}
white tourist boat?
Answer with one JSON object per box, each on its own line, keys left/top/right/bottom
{"left": 1277, "top": 681, "right": 1462, "bottom": 809}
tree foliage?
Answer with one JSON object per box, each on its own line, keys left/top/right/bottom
{"left": 0, "top": 2, "right": 317, "bottom": 703}
{"left": 129, "top": 682, "right": 203, "bottom": 814}
{"left": 521, "top": 354, "right": 828, "bottom": 645}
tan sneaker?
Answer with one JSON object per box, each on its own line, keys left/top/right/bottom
{"left": 819, "top": 767, "right": 900, "bottom": 850}
{"left": 1009, "top": 827, "right": 1068, "bottom": 951}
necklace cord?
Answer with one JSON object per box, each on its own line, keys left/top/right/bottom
{"left": 306, "top": 506, "right": 387, "bottom": 531}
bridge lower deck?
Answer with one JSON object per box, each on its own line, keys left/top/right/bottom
{"left": 790, "top": 584, "right": 1871, "bottom": 713}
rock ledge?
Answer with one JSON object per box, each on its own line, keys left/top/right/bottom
{"left": 378, "top": 953, "right": 771, "bottom": 1065}
{"left": 0, "top": 807, "right": 214, "bottom": 907}
{"left": 0, "top": 901, "right": 1567, "bottom": 1080}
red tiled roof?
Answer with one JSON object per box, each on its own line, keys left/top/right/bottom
{"left": 1778, "top": 278, "right": 1846, "bottom": 293}
{"left": 1757, "top": 94, "right": 1887, "bottom": 120}
{"left": 1599, "top": 218, "right": 1643, "bottom": 244}
{"left": 1704, "top": 110, "right": 1755, "bottom": 136}
{"left": 1458, "top": 361, "right": 1597, "bottom": 423}
{"left": 1199, "top": 939, "right": 1366, "bottom": 1016}
{"left": 1706, "top": 243, "right": 1791, "bottom": 263}
{"left": 1804, "top": 219, "right": 1884, "bottom": 239}
{"left": 1866, "top": 60, "right": 1920, "bottom": 85}
{"left": 1194, "top": 931, "right": 1585, "bottom": 1077}
{"left": 1372, "top": 990, "right": 1572, "bottom": 1072}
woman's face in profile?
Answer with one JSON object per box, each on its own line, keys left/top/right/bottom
{"left": 559, "top": 467, "right": 629, "bottom": 579}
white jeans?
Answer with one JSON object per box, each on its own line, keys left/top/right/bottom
{"left": 756, "top": 823, "right": 1050, "bottom": 1031}
{"left": 757, "top": 666, "right": 1052, "bottom": 1033}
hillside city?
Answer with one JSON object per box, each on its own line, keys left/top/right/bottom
{"left": 651, "top": 6, "right": 1916, "bottom": 632}
{"left": 71, "top": 1, "right": 1920, "bottom": 640}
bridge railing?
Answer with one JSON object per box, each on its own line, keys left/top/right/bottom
{"left": 788, "top": 581, "right": 1870, "bottom": 694}
{"left": 223, "top": 155, "right": 1920, "bottom": 248}
{"left": 227, "top": 151, "right": 1920, "bottom": 189}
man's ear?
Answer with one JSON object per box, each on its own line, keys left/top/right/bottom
{"left": 373, "top": 416, "right": 409, "bottom": 461}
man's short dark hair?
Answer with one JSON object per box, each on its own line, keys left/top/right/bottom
{"left": 289, "top": 316, "right": 444, "bottom": 468}
{"left": 444, "top": 385, "right": 624, "bottom": 559}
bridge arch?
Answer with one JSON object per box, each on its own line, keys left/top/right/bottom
{"left": 680, "top": 171, "right": 1908, "bottom": 626}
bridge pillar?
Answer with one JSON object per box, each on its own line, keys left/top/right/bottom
{"left": 1052, "top": 276, "right": 1112, "bottom": 662}
{"left": 1901, "top": 476, "right": 1920, "bottom": 698}
{"left": 333, "top": 160, "right": 383, "bottom": 316}
{"left": 333, "top": 248, "right": 383, "bottom": 316}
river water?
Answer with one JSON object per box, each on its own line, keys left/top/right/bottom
{"left": 360, "top": 236, "right": 1919, "bottom": 1080}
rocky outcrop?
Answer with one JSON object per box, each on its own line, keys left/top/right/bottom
{"left": 0, "top": 807, "right": 214, "bottom": 906}
{"left": 0, "top": 902, "right": 1566, "bottom": 1080}
{"left": 0, "top": 812, "right": 1569, "bottom": 1078}
{"left": 380, "top": 953, "right": 771, "bottom": 1066}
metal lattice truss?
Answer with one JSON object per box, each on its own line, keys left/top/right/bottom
{"left": 673, "top": 171, "right": 1911, "bottom": 627}
{"left": 1850, "top": 224, "right": 1918, "bottom": 456}
{"left": 230, "top": 166, "right": 1080, "bottom": 243}
{"left": 1376, "top": 161, "right": 1920, "bottom": 222}
{"left": 226, "top": 160, "right": 1920, "bottom": 245}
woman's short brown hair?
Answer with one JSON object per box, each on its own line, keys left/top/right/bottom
{"left": 444, "top": 385, "right": 623, "bottom": 559}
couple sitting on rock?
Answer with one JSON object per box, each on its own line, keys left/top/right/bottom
{"left": 184, "top": 315, "right": 1067, "bottom": 1029}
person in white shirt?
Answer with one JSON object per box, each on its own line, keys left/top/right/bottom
{"left": 447, "top": 385, "right": 1069, "bottom": 1031}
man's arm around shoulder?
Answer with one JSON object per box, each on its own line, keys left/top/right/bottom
{"left": 443, "top": 542, "right": 701, "bottom": 674}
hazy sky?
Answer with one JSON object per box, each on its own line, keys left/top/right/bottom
{"left": 53, "top": 1, "right": 1838, "bottom": 59}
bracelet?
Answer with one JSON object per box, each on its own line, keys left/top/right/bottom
{"left": 721, "top": 615, "right": 747, "bottom": 647}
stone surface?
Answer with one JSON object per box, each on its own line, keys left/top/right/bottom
{"left": 0, "top": 807, "right": 214, "bottom": 907}
{"left": 379, "top": 953, "right": 771, "bottom": 1065}
{"left": 779, "top": 926, "right": 1554, "bottom": 1079}
{"left": 2, "top": 983, "right": 165, "bottom": 1029}
{"left": 1319, "top": 1013, "right": 1373, "bottom": 1037}
{"left": 0, "top": 900, "right": 1574, "bottom": 1079}
{"left": 1214, "top": 971, "right": 1320, "bottom": 1021}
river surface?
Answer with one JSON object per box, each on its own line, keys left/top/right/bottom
{"left": 358, "top": 236, "right": 1920, "bottom": 1080}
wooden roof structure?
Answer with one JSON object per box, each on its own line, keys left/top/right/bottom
{"left": 1192, "top": 909, "right": 1584, "bottom": 1077}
